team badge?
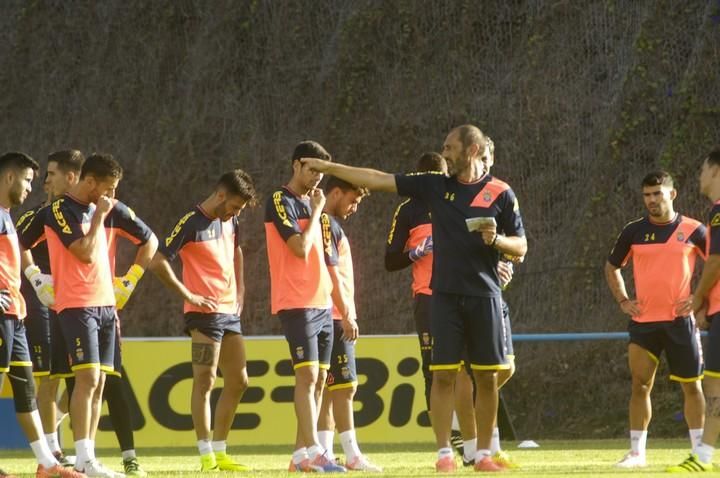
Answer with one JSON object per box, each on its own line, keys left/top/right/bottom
{"left": 677, "top": 231, "right": 685, "bottom": 242}
{"left": 341, "top": 366, "right": 351, "bottom": 380}
{"left": 483, "top": 192, "right": 492, "bottom": 202}
{"left": 295, "top": 346, "right": 304, "bottom": 360}
{"left": 75, "top": 348, "right": 84, "bottom": 361}
{"left": 422, "top": 332, "right": 431, "bottom": 346}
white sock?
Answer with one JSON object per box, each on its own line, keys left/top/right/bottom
{"left": 630, "top": 430, "right": 647, "bottom": 456}
{"left": 307, "top": 444, "right": 323, "bottom": 460}
{"left": 292, "top": 447, "right": 308, "bottom": 465}
{"left": 197, "top": 439, "right": 212, "bottom": 456}
{"left": 463, "top": 439, "right": 476, "bottom": 462}
{"left": 438, "top": 447, "right": 453, "bottom": 460}
{"left": 689, "top": 428, "right": 704, "bottom": 453}
{"left": 121, "top": 449, "right": 137, "bottom": 461}
{"left": 75, "top": 438, "right": 93, "bottom": 466}
{"left": 87, "top": 440, "right": 96, "bottom": 461}
{"left": 340, "top": 430, "right": 362, "bottom": 462}
{"left": 696, "top": 442, "right": 714, "bottom": 465}
{"left": 45, "top": 432, "right": 61, "bottom": 454}
{"left": 318, "top": 431, "right": 334, "bottom": 458}
{"left": 490, "top": 427, "right": 501, "bottom": 454}
{"left": 30, "top": 439, "right": 57, "bottom": 468}
{"left": 474, "top": 448, "right": 492, "bottom": 463}
{"left": 451, "top": 412, "right": 460, "bottom": 431}
{"left": 211, "top": 440, "right": 227, "bottom": 454}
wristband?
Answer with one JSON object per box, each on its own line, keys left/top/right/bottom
{"left": 491, "top": 234, "right": 498, "bottom": 248}
{"left": 619, "top": 298, "right": 629, "bottom": 305}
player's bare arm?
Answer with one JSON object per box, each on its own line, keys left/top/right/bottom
{"left": 149, "top": 252, "right": 218, "bottom": 310}
{"left": 68, "top": 195, "right": 112, "bottom": 263}
{"left": 133, "top": 233, "right": 159, "bottom": 269}
{"left": 300, "top": 158, "right": 397, "bottom": 193}
{"left": 604, "top": 261, "right": 641, "bottom": 316}
{"left": 286, "top": 188, "right": 326, "bottom": 258}
{"left": 328, "top": 265, "right": 359, "bottom": 341}
{"left": 234, "top": 246, "right": 245, "bottom": 316}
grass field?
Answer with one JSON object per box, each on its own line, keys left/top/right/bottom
{"left": 2, "top": 440, "right": 719, "bottom": 477}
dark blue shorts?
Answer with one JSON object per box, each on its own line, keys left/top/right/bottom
{"left": 430, "top": 292, "right": 509, "bottom": 372}
{"left": 23, "top": 304, "right": 51, "bottom": 376}
{"left": 278, "top": 308, "right": 333, "bottom": 370}
{"left": 58, "top": 306, "right": 116, "bottom": 373}
{"left": 704, "top": 312, "right": 720, "bottom": 378}
{"left": 628, "top": 317, "right": 702, "bottom": 381}
{"left": 184, "top": 312, "right": 242, "bottom": 343}
{"left": 49, "top": 310, "right": 72, "bottom": 379}
{"left": 0, "top": 315, "right": 32, "bottom": 372}
{"left": 326, "top": 320, "right": 357, "bottom": 391}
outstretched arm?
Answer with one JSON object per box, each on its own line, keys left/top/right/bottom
{"left": 300, "top": 158, "right": 397, "bottom": 192}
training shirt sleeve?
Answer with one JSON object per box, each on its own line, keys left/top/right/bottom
{"left": 395, "top": 172, "right": 444, "bottom": 200}
{"left": 496, "top": 188, "right": 525, "bottom": 238}
{"left": 608, "top": 223, "right": 635, "bottom": 268}
{"left": 159, "top": 210, "right": 196, "bottom": 262}
{"left": 109, "top": 201, "right": 154, "bottom": 245}
{"left": 267, "top": 191, "right": 304, "bottom": 242}
{"left": 16, "top": 206, "right": 46, "bottom": 249}
{"left": 322, "top": 213, "right": 340, "bottom": 267}
{"left": 385, "top": 200, "right": 413, "bottom": 271}
{"left": 46, "top": 200, "right": 87, "bottom": 249}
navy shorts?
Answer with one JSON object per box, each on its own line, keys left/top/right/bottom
{"left": 430, "top": 292, "right": 508, "bottom": 371}
{"left": 184, "top": 313, "right": 242, "bottom": 343}
{"left": 628, "top": 317, "right": 702, "bottom": 381}
{"left": 58, "top": 306, "right": 116, "bottom": 373}
{"left": 704, "top": 312, "right": 720, "bottom": 378}
{"left": 49, "top": 311, "right": 72, "bottom": 379}
{"left": 24, "top": 305, "right": 51, "bottom": 376}
{"left": 278, "top": 308, "right": 333, "bottom": 370}
{"left": 0, "top": 315, "right": 32, "bottom": 372}
{"left": 326, "top": 320, "right": 357, "bottom": 391}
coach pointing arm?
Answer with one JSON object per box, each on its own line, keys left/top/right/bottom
{"left": 300, "top": 158, "right": 397, "bottom": 193}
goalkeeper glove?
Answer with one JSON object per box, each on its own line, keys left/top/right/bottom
{"left": 0, "top": 289, "right": 12, "bottom": 314}
{"left": 409, "top": 236, "right": 433, "bottom": 262}
{"left": 114, "top": 264, "right": 145, "bottom": 310}
{"left": 24, "top": 265, "right": 55, "bottom": 307}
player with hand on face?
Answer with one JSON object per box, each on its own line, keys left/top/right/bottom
{"left": 264, "top": 141, "right": 346, "bottom": 473}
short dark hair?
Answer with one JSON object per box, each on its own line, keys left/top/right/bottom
{"left": 705, "top": 147, "right": 720, "bottom": 168}
{"left": 0, "top": 151, "right": 39, "bottom": 174}
{"left": 80, "top": 153, "right": 123, "bottom": 181}
{"left": 452, "top": 124, "right": 487, "bottom": 151}
{"left": 48, "top": 150, "right": 84, "bottom": 174}
{"left": 292, "top": 141, "right": 331, "bottom": 162}
{"left": 416, "top": 152, "right": 446, "bottom": 173}
{"left": 217, "top": 169, "right": 258, "bottom": 206}
{"left": 641, "top": 170, "right": 674, "bottom": 188}
{"left": 323, "top": 175, "right": 369, "bottom": 197}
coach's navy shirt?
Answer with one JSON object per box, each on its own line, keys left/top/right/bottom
{"left": 395, "top": 172, "right": 524, "bottom": 297}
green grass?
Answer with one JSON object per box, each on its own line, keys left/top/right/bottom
{"left": 2, "top": 440, "right": 720, "bottom": 477}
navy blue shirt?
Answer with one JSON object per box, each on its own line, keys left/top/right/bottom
{"left": 395, "top": 172, "right": 525, "bottom": 297}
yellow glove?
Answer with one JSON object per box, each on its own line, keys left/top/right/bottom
{"left": 113, "top": 264, "right": 144, "bottom": 310}
{"left": 24, "top": 265, "right": 55, "bottom": 307}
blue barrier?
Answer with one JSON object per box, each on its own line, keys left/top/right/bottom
{"left": 513, "top": 331, "right": 708, "bottom": 342}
